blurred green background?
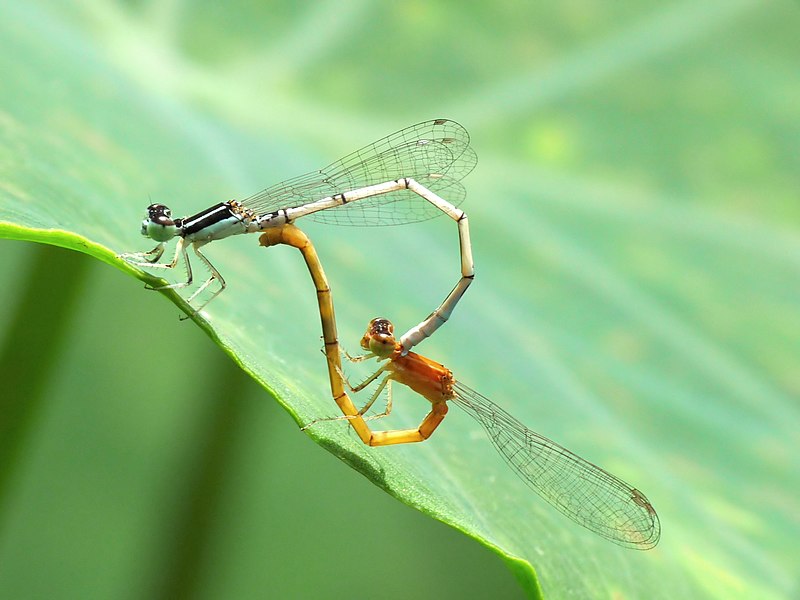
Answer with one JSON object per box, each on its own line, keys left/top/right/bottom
{"left": 1, "top": 1, "right": 799, "bottom": 599}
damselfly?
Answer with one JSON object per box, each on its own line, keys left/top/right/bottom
{"left": 325, "top": 317, "right": 661, "bottom": 550}
{"left": 121, "top": 120, "right": 475, "bottom": 349}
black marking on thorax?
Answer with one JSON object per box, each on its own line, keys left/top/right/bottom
{"left": 182, "top": 202, "right": 236, "bottom": 235}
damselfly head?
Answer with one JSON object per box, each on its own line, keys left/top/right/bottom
{"left": 141, "top": 204, "right": 179, "bottom": 242}
{"left": 361, "top": 318, "right": 397, "bottom": 358}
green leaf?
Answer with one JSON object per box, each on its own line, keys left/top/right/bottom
{"left": 2, "top": 2, "right": 798, "bottom": 598}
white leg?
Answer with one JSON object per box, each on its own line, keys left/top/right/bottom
{"left": 183, "top": 244, "right": 226, "bottom": 316}
{"left": 122, "top": 240, "right": 226, "bottom": 315}
{"left": 118, "top": 243, "right": 166, "bottom": 264}
{"left": 146, "top": 239, "right": 193, "bottom": 291}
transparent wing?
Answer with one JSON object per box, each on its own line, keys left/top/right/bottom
{"left": 452, "top": 382, "right": 661, "bottom": 549}
{"left": 241, "top": 119, "right": 477, "bottom": 226}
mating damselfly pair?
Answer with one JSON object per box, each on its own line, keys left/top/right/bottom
{"left": 122, "top": 119, "right": 660, "bottom": 550}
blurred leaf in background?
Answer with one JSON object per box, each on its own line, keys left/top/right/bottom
{"left": 1, "top": 1, "right": 799, "bottom": 599}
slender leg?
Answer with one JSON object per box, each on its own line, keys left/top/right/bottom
{"left": 328, "top": 358, "right": 377, "bottom": 394}
{"left": 342, "top": 349, "right": 374, "bottom": 363}
{"left": 129, "top": 239, "right": 185, "bottom": 275}
{"left": 123, "top": 239, "right": 227, "bottom": 319}
{"left": 119, "top": 243, "right": 166, "bottom": 264}
{"left": 179, "top": 245, "right": 227, "bottom": 318}
{"left": 348, "top": 363, "right": 390, "bottom": 393}
{"left": 142, "top": 239, "right": 193, "bottom": 291}
{"left": 301, "top": 373, "right": 391, "bottom": 429}
{"left": 362, "top": 378, "right": 393, "bottom": 422}
{"left": 355, "top": 375, "right": 389, "bottom": 416}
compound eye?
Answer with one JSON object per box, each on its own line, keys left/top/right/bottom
{"left": 368, "top": 318, "right": 394, "bottom": 336}
{"left": 147, "top": 204, "right": 172, "bottom": 219}
{"left": 146, "top": 204, "right": 175, "bottom": 227}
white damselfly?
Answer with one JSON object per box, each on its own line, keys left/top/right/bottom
{"left": 121, "top": 119, "right": 475, "bottom": 350}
